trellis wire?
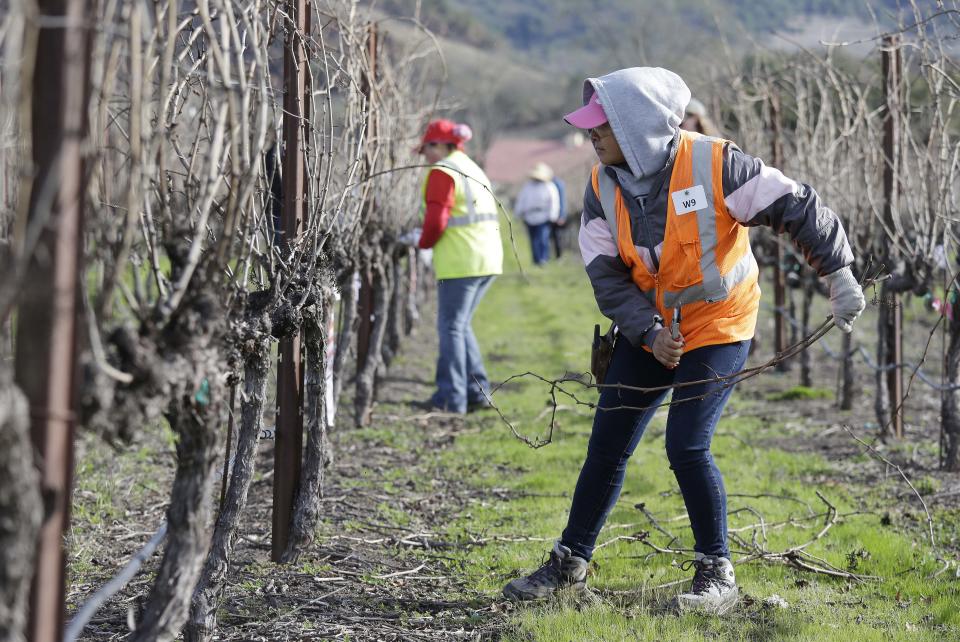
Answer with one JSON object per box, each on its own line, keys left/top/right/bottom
{"left": 764, "top": 302, "right": 960, "bottom": 391}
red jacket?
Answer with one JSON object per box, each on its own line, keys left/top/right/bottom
{"left": 418, "top": 169, "right": 456, "bottom": 249}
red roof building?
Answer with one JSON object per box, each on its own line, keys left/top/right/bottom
{"left": 483, "top": 133, "right": 597, "bottom": 213}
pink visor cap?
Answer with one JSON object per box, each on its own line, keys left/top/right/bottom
{"left": 564, "top": 92, "right": 608, "bottom": 129}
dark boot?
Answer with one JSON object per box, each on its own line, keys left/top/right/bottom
{"left": 502, "top": 541, "right": 588, "bottom": 601}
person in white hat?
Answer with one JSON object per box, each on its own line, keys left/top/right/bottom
{"left": 514, "top": 162, "right": 561, "bottom": 265}
{"left": 681, "top": 97, "right": 721, "bottom": 136}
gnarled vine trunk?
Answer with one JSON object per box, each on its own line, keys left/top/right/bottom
{"left": 283, "top": 287, "right": 334, "bottom": 561}
{"left": 186, "top": 326, "right": 270, "bottom": 642}
{"left": 332, "top": 269, "right": 359, "bottom": 406}
{"left": 874, "top": 281, "right": 904, "bottom": 437}
{"left": 800, "top": 276, "right": 815, "bottom": 387}
{"left": 0, "top": 374, "right": 41, "bottom": 642}
{"left": 404, "top": 247, "right": 419, "bottom": 335}
{"left": 132, "top": 286, "right": 226, "bottom": 642}
{"left": 132, "top": 379, "right": 223, "bottom": 642}
{"left": 840, "top": 330, "right": 856, "bottom": 410}
{"left": 355, "top": 260, "right": 392, "bottom": 426}
{"left": 942, "top": 293, "right": 960, "bottom": 470}
{"left": 382, "top": 251, "right": 405, "bottom": 368}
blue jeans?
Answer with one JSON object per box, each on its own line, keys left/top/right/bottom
{"left": 561, "top": 337, "right": 750, "bottom": 560}
{"left": 431, "top": 275, "right": 495, "bottom": 413}
{"left": 525, "top": 222, "right": 552, "bottom": 265}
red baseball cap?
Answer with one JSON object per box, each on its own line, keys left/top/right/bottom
{"left": 564, "top": 93, "right": 608, "bottom": 129}
{"left": 417, "top": 119, "right": 473, "bottom": 153}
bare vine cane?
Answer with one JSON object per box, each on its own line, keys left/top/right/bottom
{"left": 59, "top": 1, "right": 450, "bottom": 640}
{"left": 601, "top": 493, "right": 879, "bottom": 595}
{"left": 351, "top": 162, "right": 528, "bottom": 279}
{"left": 484, "top": 270, "right": 883, "bottom": 447}
{"left": 842, "top": 424, "right": 937, "bottom": 552}
{"left": 876, "top": 265, "right": 960, "bottom": 440}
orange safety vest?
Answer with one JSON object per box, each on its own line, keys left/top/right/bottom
{"left": 591, "top": 130, "right": 760, "bottom": 352}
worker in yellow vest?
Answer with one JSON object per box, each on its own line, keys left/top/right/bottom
{"left": 414, "top": 119, "right": 503, "bottom": 414}
{"left": 503, "top": 68, "right": 865, "bottom": 614}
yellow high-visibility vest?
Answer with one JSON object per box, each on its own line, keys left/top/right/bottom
{"left": 421, "top": 150, "right": 503, "bottom": 280}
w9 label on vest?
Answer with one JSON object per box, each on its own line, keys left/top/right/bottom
{"left": 671, "top": 185, "right": 707, "bottom": 215}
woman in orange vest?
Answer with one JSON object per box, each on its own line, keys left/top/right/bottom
{"left": 503, "top": 68, "right": 865, "bottom": 614}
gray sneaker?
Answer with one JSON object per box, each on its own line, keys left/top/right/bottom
{"left": 675, "top": 554, "right": 738, "bottom": 615}
{"left": 502, "top": 541, "right": 588, "bottom": 601}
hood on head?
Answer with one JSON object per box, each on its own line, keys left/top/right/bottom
{"left": 584, "top": 68, "right": 690, "bottom": 178}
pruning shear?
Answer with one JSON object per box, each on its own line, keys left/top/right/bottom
{"left": 671, "top": 306, "right": 683, "bottom": 342}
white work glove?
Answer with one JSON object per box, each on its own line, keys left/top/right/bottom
{"left": 397, "top": 227, "right": 422, "bottom": 247}
{"left": 824, "top": 266, "right": 865, "bottom": 333}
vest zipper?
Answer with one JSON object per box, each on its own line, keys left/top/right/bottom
{"left": 633, "top": 195, "right": 664, "bottom": 312}
{"left": 654, "top": 273, "right": 662, "bottom": 312}
{"left": 634, "top": 195, "right": 660, "bottom": 273}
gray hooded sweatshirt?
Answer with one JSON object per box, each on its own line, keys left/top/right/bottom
{"left": 577, "top": 67, "right": 854, "bottom": 347}
{"left": 588, "top": 67, "right": 688, "bottom": 191}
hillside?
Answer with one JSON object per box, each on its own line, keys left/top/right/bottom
{"left": 369, "top": 0, "right": 912, "bottom": 143}
{"left": 377, "top": 0, "right": 905, "bottom": 65}
{"left": 374, "top": 0, "right": 916, "bottom": 135}
{"left": 373, "top": 11, "right": 577, "bottom": 151}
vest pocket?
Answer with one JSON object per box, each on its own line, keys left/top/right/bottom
{"left": 667, "top": 239, "right": 703, "bottom": 288}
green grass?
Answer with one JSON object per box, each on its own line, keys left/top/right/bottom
{"left": 64, "top": 218, "right": 959, "bottom": 639}
{"left": 418, "top": 249, "right": 957, "bottom": 641}
{"left": 67, "top": 422, "right": 176, "bottom": 588}
{"left": 767, "top": 386, "right": 834, "bottom": 401}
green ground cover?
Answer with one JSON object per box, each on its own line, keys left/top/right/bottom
{"left": 423, "top": 248, "right": 959, "bottom": 641}
{"left": 65, "top": 226, "right": 959, "bottom": 640}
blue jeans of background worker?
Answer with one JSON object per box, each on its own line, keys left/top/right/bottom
{"left": 525, "top": 222, "right": 553, "bottom": 265}
{"left": 550, "top": 220, "right": 566, "bottom": 259}
{"left": 561, "top": 336, "right": 751, "bottom": 561}
{"left": 430, "top": 275, "right": 496, "bottom": 413}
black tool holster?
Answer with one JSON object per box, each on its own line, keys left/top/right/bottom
{"left": 590, "top": 322, "right": 617, "bottom": 385}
